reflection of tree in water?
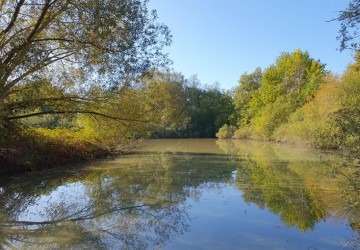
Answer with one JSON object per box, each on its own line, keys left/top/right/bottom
{"left": 331, "top": 164, "right": 360, "bottom": 248}
{"left": 1, "top": 199, "right": 189, "bottom": 249}
{"left": 217, "top": 139, "right": 359, "bottom": 235}
{"left": 0, "top": 164, "right": 191, "bottom": 248}
{"left": 1, "top": 203, "right": 181, "bottom": 249}
{"left": 0, "top": 151, "right": 238, "bottom": 249}
{"left": 235, "top": 161, "right": 327, "bottom": 232}
{"left": 1, "top": 142, "right": 358, "bottom": 248}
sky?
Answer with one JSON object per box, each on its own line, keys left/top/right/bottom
{"left": 148, "top": 0, "right": 354, "bottom": 90}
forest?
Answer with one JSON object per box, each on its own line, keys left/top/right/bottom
{"left": 0, "top": 0, "right": 359, "bottom": 173}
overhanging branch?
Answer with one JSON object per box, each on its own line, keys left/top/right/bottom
{"left": 7, "top": 110, "right": 151, "bottom": 123}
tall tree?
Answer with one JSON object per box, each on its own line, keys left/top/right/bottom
{"left": 0, "top": 0, "right": 171, "bottom": 123}
{"left": 248, "top": 50, "right": 325, "bottom": 139}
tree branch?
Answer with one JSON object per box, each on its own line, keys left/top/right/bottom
{"left": 31, "top": 37, "right": 132, "bottom": 54}
{"left": 4, "top": 51, "right": 74, "bottom": 92}
{"left": 26, "top": 0, "right": 51, "bottom": 43}
{"left": 0, "top": 0, "right": 26, "bottom": 35}
{"left": 6, "top": 96, "right": 112, "bottom": 111}
{"left": 7, "top": 110, "right": 151, "bottom": 123}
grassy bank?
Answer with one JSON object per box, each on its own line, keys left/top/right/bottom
{"left": 0, "top": 128, "right": 130, "bottom": 175}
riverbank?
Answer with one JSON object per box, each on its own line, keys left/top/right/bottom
{"left": 0, "top": 128, "right": 131, "bottom": 175}
{"left": 1, "top": 129, "right": 358, "bottom": 175}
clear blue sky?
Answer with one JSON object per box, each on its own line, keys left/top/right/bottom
{"left": 149, "top": 0, "right": 354, "bottom": 90}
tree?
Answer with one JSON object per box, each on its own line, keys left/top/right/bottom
{"left": 334, "top": 52, "right": 360, "bottom": 151}
{"left": 181, "top": 83, "right": 234, "bottom": 138}
{"left": 274, "top": 54, "right": 360, "bottom": 150}
{"left": 0, "top": 0, "right": 171, "bottom": 124}
{"left": 257, "top": 50, "right": 324, "bottom": 104}
{"left": 138, "top": 70, "right": 189, "bottom": 138}
{"left": 333, "top": 0, "right": 360, "bottom": 51}
{"left": 233, "top": 67, "right": 262, "bottom": 126}
{"left": 273, "top": 74, "right": 342, "bottom": 148}
{"left": 246, "top": 50, "right": 325, "bottom": 139}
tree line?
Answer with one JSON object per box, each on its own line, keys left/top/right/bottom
{"left": 216, "top": 49, "right": 359, "bottom": 152}
{"left": 0, "top": 0, "right": 359, "bottom": 173}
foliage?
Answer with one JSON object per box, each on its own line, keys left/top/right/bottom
{"left": 215, "top": 124, "right": 236, "bottom": 139}
{"left": 182, "top": 84, "right": 235, "bottom": 138}
{"left": 218, "top": 48, "right": 359, "bottom": 151}
{"left": 224, "top": 49, "right": 326, "bottom": 140}
{"left": 333, "top": 53, "right": 360, "bottom": 151}
{"left": 251, "top": 94, "right": 302, "bottom": 139}
{"left": 252, "top": 50, "right": 325, "bottom": 109}
{"left": 0, "top": 0, "right": 171, "bottom": 127}
{"left": 0, "top": 70, "right": 191, "bottom": 173}
{"left": 273, "top": 75, "right": 342, "bottom": 148}
{"left": 0, "top": 127, "right": 112, "bottom": 173}
{"left": 0, "top": 0, "right": 178, "bottom": 173}
{"left": 139, "top": 71, "right": 189, "bottom": 138}
{"left": 233, "top": 126, "right": 253, "bottom": 139}
{"left": 233, "top": 67, "right": 262, "bottom": 126}
{"left": 274, "top": 55, "right": 360, "bottom": 151}
{"left": 333, "top": 0, "right": 360, "bottom": 51}
{"left": 5, "top": 81, "right": 79, "bottom": 128}
{"left": 141, "top": 73, "right": 236, "bottom": 139}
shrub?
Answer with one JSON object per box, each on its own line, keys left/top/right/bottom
{"left": 233, "top": 126, "right": 253, "bottom": 139}
{"left": 273, "top": 75, "right": 342, "bottom": 149}
{"left": 251, "top": 94, "right": 301, "bottom": 140}
{"left": 216, "top": 124, "right": 237, "bottom": 139}
{"left": 0, "top": 126, "right": 132, "bottom": 174}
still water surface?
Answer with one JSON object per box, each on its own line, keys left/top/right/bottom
{"left": 0, "top": 139, "right": 359, "bottom": 249}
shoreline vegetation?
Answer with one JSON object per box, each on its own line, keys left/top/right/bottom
{"left": 1, "top": 54, "right": 359, "bottom": 176}
{"left": 216, "top": 51, "right": 359, "bottom": 153}
{"left": 0, "top": 127, "right": 135, "bottom": 174}
{"left": 1, "top": 1, "right": 359, "bottom": 174}
{"left": 1, "top": 129, "right": 358, "bottom": 175}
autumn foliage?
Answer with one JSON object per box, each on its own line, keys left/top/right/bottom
{"left": 217, "top": 50, "right": 360, "bottom": 152}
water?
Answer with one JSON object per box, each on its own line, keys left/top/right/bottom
{"left": 0, "top": 139, "right": 359, "bottom": 249}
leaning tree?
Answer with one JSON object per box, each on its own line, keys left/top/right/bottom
{"left": 0, "top": 0, "right": 171, "bottom": 124}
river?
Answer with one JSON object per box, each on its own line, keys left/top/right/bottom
{"left": 0, "top": 139, "right": 359, "bottom": 249}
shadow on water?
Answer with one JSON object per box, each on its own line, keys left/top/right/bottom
{"left": 0, "top": 139, "right": 358, "bottom": 249}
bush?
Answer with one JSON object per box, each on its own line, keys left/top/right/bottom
{"left": 216, "top": 124, "right": 237, "bottom": 139}
{"left": 251, "top": 94, "right": 301, "bottom": 140}
{"left": 0, "top": 126, "right": 132, "bottom": 174}
{"left": 273, "top": 76, "right": 342, "bottom": 149}
{"left": 233, "top": 126, "right": 253, "bottom": 139}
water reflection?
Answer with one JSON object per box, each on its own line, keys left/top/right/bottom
{"left": 218, "top": 139, "right": 360, "bottom": 246}
{"left": 0, "top": 139, "right": 358, "bottom": 249}
{"left": 0, "top": 159, "right": 193, "bottom": 249}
